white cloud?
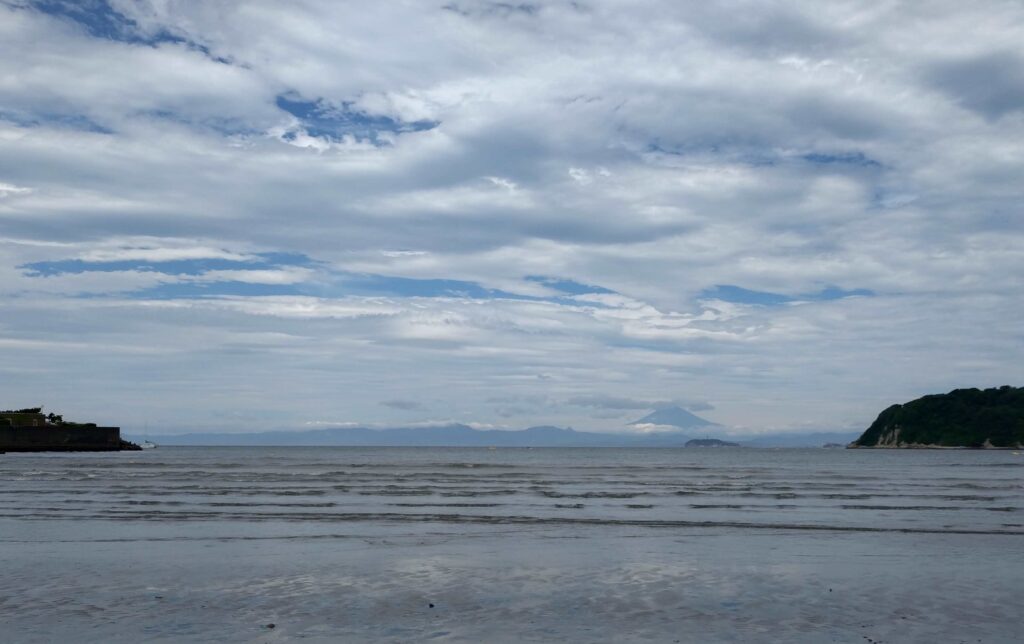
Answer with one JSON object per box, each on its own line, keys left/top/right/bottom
{"left": 0, "top": 1, "right": 1022, "bottom": 433}
{"left": 0, "top": 182, "right": 32, "bottom": 197}
{"left": 190, "top": 267, "right": 315, "bottom": 285}
{"left": 77, "top": 239, "right": 258, "bottom": 263}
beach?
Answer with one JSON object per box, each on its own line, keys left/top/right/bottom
{"left": 1, "top": 447, "right": 1021, "bottom": 642}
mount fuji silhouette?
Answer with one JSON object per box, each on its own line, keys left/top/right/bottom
{"left": 628, "top": 406, "right": 717, "bottom": 430}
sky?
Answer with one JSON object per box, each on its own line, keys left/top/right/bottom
{"left": 1, "top": 0, "right": 1022, "bottom": 435}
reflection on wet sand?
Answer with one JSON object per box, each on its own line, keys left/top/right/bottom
{"left": 0, "top": 447, "right": 1021, "bottom": 642}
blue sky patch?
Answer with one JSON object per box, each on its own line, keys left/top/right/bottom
{"left": 21, "top": 252, "right": 317, "bottom": 277}
{"left": 702, "top": 284, "right": 874, "bottom": 305}
{"left": 21, "top": 251, "right": 619, "bottom": 304}
{"left": 645, "top": 143, "right": 882, "bottom": 169}
{"left": 525, "top": 275, "right": 616, "bottom": 295}
{"left": 24, "top": 252, "right": 870, "bottom": 308}
{"left": 321, "top": 273, "right": 616, "bottom": 302}
{"left": 812, "top": 286, "right": 875, "bottom": 300}
{"left": 325, "top": 273, "right": 616, "bottom": 307}
{"left": 276, "top": 93, "right": 438, "bottom": 143}
{"left": 131, "top": 281, "right": 305, "bottom": 299}
{"left": 702, "top": 285, "right": 792, "bottom": 305}
{"left": 801, "top": 151, "right": 882, "bottom": 168}
{"left": 31, "top": 0, "right": 149, "bottom": 42}
{"left": 132, "top": 272, "right": 602, "bottom": 303}
{"left": 336, "top": 273, "right": 514, "bottom": 299}
{"left": 28, "top": 0, "right": 231, "bottom": 62}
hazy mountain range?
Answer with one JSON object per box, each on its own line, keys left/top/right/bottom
{"left": 135, "top": 407, "right": 859, "bottom": 448}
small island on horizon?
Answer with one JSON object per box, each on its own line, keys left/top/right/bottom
{"left": 850, "top": 385, "right": 1024, "bottom": 449}
{"left": 685, "top": 438, "right": 740, "bottom": 448}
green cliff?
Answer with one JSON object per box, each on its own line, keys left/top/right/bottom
{"left": 852, "top": 386, "right": 1024, "bottom": 448}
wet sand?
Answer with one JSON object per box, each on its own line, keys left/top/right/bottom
{"left": 1, "top": 447, "right": 1021, "bottom": 642}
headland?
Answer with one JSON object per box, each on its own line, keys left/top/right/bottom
{"left": 849, "top": 385, "right": 1024, "bottom": 449}
{"left": 0, "top": 408, "right": 139, "bottom": 452}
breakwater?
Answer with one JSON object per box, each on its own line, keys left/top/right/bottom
{"left": 0, "top": 425, "right": 138, "bottom": 452}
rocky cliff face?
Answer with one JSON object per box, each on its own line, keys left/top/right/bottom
{"left": 870, "top": 425, "right": 902, "bottom": 447}
{"left": 851, "top": 386, "right": 1024, "bottom": 448}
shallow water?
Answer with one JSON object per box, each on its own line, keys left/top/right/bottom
{"left": 1, "top": 447, "right": 1021, "bottom": 642}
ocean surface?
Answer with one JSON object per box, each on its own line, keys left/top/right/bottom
{"left": 1, "top": 447, "right": 1021, "bottom": 642}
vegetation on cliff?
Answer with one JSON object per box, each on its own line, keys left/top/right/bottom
{"left": 1, "top": 408, "right": 77, "bottom": 427}
{"left": 853, "top": 386, "right": 1024, "bottom": 448}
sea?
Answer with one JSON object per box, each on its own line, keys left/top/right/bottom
{"left": 1, "top": 447, "right": 1021, "bottom": 643}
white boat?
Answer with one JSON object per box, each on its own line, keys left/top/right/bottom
{"left": 140, "top": 440, "right": 157, "bottom": 449}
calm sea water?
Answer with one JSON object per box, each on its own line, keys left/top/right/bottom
{"left": 1, "top": 447, "right": 1021, "bottom": 642}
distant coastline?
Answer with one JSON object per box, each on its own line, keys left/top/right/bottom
{"left": 848, "top": 443, "right": 1020, "bottom": 450}
{"left": 132, "top": 424, "right": 859, "bottom": 448}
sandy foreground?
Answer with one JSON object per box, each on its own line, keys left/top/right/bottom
{"left": 1, "top": 521, "right": 1021, "bottom": 643}
{"left": 2, "top": 447, "right": 1021, "bottom": 642}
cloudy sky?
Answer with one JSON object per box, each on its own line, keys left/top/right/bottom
{"left": 2, "top": 0, "right": 1022, "bottom": 435}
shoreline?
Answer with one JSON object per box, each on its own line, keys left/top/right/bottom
{"left": 847, "top": 444, "right": 1023, "bottom": 450}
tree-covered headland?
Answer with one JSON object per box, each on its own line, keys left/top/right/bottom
{"left": 852, "top": 386, "right": 1024, "bottom": 448}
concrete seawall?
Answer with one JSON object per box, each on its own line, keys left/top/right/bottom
{"left": 0, "top": 425, "right": 138, "bottom": 452}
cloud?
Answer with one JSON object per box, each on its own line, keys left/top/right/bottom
{"left": 684, "top": 401, "right": 715, "bottom": 412}
{"left": 77, "top": 240, "right": 258, "bottom": 264}
{"left": 567, "top": 395, "right": 715, "bottom": 413}
{"left": 628, "top": 423, "right": 684, "bottom": 435}
{"left": 925, "top": 51, "right": 1024, "bottom": 120}
{"left": 0, "top": 182, "right": 33, "bottom": 197}
{"left": 567, "top": 395, "right": 661, "bottom": 411}
{"left": 0, "top": 1, "right": 1022, "bottom": 434}
{"left": 700, "top": 284, "right": 874, "bottom": 306}
{"left": 380, "top": 399, "right": 426, "bottom": 411}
